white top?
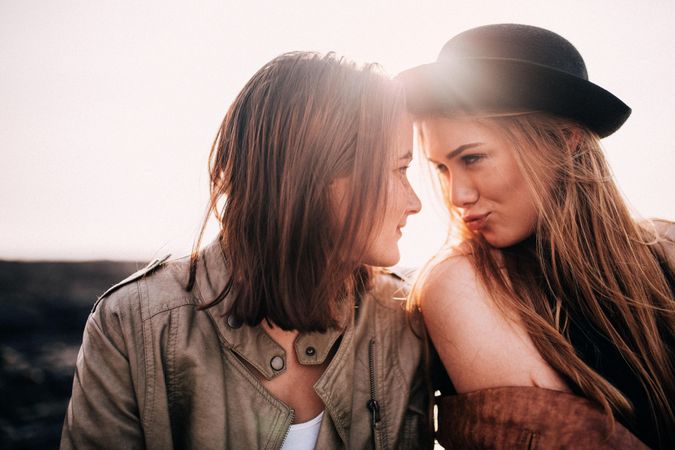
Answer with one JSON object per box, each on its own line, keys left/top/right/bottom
{"left": 280, "top": 411, "right": 324, "bottom": 450}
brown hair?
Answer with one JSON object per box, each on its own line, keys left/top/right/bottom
{"left": 415, "top": 112, "right": 675, "bottom": 444}
{"left": 187, "top": 52, "right": 406, "bottom": 332}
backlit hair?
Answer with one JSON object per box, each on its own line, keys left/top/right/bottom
{"left": 188, "top": 52, "right": 406, "bottom": 332}
{"left": 415, "top": 112, "right": 674, "bottom": 446}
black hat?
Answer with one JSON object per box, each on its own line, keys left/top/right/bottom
{"left": 399, "top": 24, "right": 631, "bottom": 137}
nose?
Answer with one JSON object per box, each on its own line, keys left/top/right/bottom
{"left": 406, "top": 184, "right": 422, "bottom": 216}
{"left": 449, "top": 172, "right": 478, "bottom": 208}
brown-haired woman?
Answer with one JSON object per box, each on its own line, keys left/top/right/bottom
{"left": 401, "top": 24, "right": 674, "bottom": 449}
{"left": 61, "top": 52, "right": 430, "bottom": 449}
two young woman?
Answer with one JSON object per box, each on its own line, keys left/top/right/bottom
{"left": 402, "top": 24, "right": 674, "bottom": 449}
{"left": 61, "top": 53, "right": 428, "bottom": 449}
{"left": 63, "top": 25, "right": 673, "bottom": 450}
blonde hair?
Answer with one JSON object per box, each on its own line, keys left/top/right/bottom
{"left": 415, "top": 112, "right": 675, "bottom": 445}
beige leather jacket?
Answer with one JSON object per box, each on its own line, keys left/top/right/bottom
{"left": 61, "top": 240, "right": 429, "bottom": 449}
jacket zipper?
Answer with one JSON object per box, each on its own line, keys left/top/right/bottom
{"left": 278, "top": 409, "right": 294, "bottom": 449}
{"left": 367, "top": 338, "right": 385, "bottom": 450}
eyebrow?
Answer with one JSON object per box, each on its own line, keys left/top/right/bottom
{"left": 399, "top": 151, "right": 413, "bottom": 161}
{"left": 446, "top": 142, "right": 484, "bottom": 160}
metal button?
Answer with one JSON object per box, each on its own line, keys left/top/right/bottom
{"left": 226, "top": 315, "right": 242, "bottom": 329}
{"left": 270, "top": 355, "right": 285, "bottom": 371}
{"left": 305, "top": 346, "right": 316, "bottom": 356}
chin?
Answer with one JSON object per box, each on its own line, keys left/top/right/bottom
{"left": 482, "top": 231, "right": 533, "bottom": 249}
{"left": 482, "top": 236, "right": 509, "bottom": 248}
{"left": 364, "top": 250, "right": 400, "bottom": 268}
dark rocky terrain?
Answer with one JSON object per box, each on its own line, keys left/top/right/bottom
{"left": 0, "top": 260, "right": 141, "bottom": 449}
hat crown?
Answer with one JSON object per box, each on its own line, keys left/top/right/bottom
{"left": 438, "top": 24, "right": 588, "bottom": 80}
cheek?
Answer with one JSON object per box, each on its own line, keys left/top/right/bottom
{"left": 508, "top": 169, "right": 538, "bottom": 218}
{"left": 493, "top": 157, "right": 531, "bottom": 206}
{"left": 511, "top": 196, "right": 538, "bottom": 227}
{"left": 499, "top": 185, "right": 539, "bottom": 241}
{"left": 390, "top": 177, "right": 412, "bottom": 217}
{"left": 489, "top": 163, "right": 540, "bottom": 242}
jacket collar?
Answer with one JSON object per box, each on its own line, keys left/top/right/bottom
{"left": 194, "top": 238, "right": 346, "bottom": 380}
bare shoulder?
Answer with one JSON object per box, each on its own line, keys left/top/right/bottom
{"left": 651, "top": 219, "right": 675, "bottom": 239}
{"left": 416, "top": 251, "right": 494, "bottom": 321}
{"left": 416, "top": 253, "right": 502, "bottom": 346}
{"left": 416, "top": 245, "right": 478, "bottom": 299}
{"left": 417, "top": 251, "right": 568, "bottom": 394}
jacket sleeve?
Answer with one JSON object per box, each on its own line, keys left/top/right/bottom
{"left": 436, "top": 386, "right": 649, "bottom": 450}
{"left": 60, "top": 290, "right": 144, "bottom": 450}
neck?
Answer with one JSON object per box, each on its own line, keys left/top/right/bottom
{"left": 261, "top": 320, "right": 299, "bottom": 348}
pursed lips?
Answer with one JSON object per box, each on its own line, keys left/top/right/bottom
{"left": 462, "top": 212, "right": 490, "bottom": 231}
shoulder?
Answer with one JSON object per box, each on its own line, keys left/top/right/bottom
{"left": 92, "top": 254, "right": 196, "bottom": 322}
{"left": 416, "top": 242, "right": 477, "bottom": 289}
{"left": 367, "top": 267, "right": 413, "bottom": 311}
{"left": 364, "top": 268, "right": 426, "bottom": 384}
{"left": 414, "top": 252, "right": 510, "bottom": 355}
{"left": 364, "top": 267, "right": 424, "bottom": 345}
{"left": 415, "top": 251, "right": 488, "bottom": 315}
{"left": 651, "top": 219, "right": 675, "bottom": 239}
{"left": 418, "top": 252, "right": 569, "bottom": 393}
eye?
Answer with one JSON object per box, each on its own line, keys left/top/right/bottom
{"left": 397, "top": 164, "right": 410, "bottom": 175}
{"left": 435, "top": 163, "right": 448, "bottom": 173}
{"left": 461, "top": 153, "right": 485, "bottom": 165}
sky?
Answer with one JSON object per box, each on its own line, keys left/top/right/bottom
{"left": 1, "top": 0, "right": 674, "bottom": 267}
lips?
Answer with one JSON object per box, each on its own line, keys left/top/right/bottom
{"left": 395, "top": 220, "right": 408, "bottom": 237}
{"left": 462, "top": 213, "right": 490, "bottom": 231}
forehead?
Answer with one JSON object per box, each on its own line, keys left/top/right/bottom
{"left": 395, "top": 113, "right": 414, "bottom": 157}
{"left": 416, "top": 116, "right": 500, "bottom": 155}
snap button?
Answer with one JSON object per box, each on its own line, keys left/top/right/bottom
{"left": 305, "top": 346, "right": 316, "bottom": 356}
{"left": 226, "top": 315, "right": 242, "bottom": 329}
{"left": 270, "top": 355, "right": 285, "bottom": 371}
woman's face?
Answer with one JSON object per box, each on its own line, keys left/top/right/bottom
{"left": 419, "top": 116, "right": 539, "bottom": 248}
{"left": 332, "top": 117, "right": 422, "bottom": 267}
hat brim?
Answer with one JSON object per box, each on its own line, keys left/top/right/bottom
{"left": 398, "top": 58, "right": 631, "bottom": 138}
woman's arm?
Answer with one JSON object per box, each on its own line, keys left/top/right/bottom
{"left": 418, "top": 255, "right": 568, "bottom": 394}
{"left": 61, "top": 291, "right": 144, "bottom": 449}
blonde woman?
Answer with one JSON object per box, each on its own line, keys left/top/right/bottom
{"left": 401, "top": 24, "right": 674, "bottom": 449}
{"left": 62, "top": 52, "right": 429, "bottom": 449}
